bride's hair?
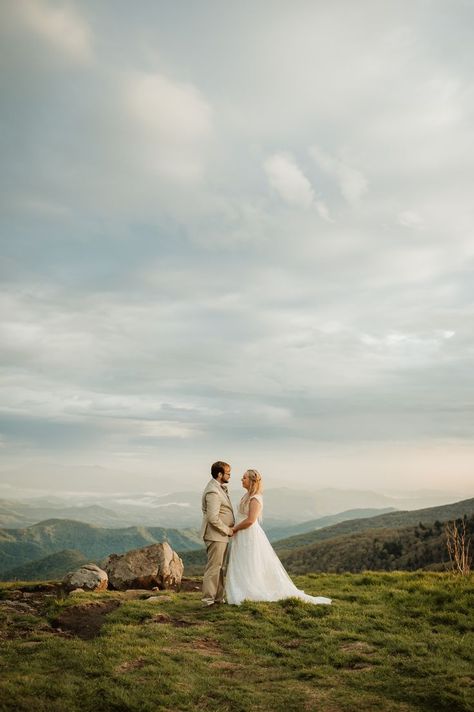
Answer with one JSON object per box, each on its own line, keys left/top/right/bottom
{"left": 244, "top": 469, "right": 263, "bottom": 497}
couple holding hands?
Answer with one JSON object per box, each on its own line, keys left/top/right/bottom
{"left": 200, "top": 461, "right": 331, "bottom": 607}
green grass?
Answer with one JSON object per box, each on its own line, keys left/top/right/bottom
{"left": 0, "top": 572, "right": 473, "bottom": 712}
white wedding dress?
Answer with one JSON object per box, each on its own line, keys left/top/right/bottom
{"left": 226, "top": 494, "right": 331, "bottom": 606}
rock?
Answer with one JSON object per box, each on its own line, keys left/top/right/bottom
{"left": 63, "top": 564, "right": 108, "bottom": 593}
{"left": 69, "top": 588, "right": 85, "bottom": 596}
{"left": 104, "top": 542, "right": 183, "bottom": 591}
{"left": 117, "top": 589, "right": 153, "bottom": 600}
{"left": 144, "top": 595, "right": 174, "bottom": 603}
{"left": 1, "top": 600, "right": 35, "bottom": 613}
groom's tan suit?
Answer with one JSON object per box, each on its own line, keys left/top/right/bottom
{"left": 201, "top": 478, "right": 235, "bottom": 605}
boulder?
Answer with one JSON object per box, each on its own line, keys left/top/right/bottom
{"left": 103, "top": 543, "right": 183, "bottom": 591}
{"left": 63, "top": 563, "right": 108, "bottom": 593}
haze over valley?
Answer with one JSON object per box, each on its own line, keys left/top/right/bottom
{"left": 0, "top": 485, "right": 468, "bottom": 530}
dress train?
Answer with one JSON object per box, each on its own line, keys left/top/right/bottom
{"left": 225, "top": 495, "right": 331, "bottom": 606}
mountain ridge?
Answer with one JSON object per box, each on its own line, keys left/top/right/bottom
{"left": 0, "top": 518, "right": 201, "bottom": 575}
{"left": 278, "top": 515, "right": 474, "bottom": 574}
{"left": 265, "top": 507, "right": 397, "bottom": 541}
{"left": 272, "top": 497, "right": 474, "bottom": 551}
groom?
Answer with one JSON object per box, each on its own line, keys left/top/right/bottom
{"left": 200, "top": 461, "right": 235, "bottom": 606}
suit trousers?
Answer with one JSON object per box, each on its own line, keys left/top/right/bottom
{"left": 202, "top": 540, "right": 229, "bottom": 605}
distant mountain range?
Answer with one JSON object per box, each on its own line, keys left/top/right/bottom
{"left": 0, "top": 519, "right": 201, "bottom": 579}
{"left": 1, "top": 494, "right": 472, "bottom": 582}
{"left": 265, "top": 507, "right": 396, "bottom": 541}
{"left": 0, "top": 487, "right": 465, "bottom": 530}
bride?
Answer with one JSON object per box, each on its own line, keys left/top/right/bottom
{"left": 225, "top": 469, "right": 331, "bottom": 606}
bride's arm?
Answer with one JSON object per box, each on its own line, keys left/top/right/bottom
{"left": 232, "top": 499, "right": 262, "bottom": 533}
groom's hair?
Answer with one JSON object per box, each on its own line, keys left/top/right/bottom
{"left": 211, "top": 461, "right": 230, "bottom": 479}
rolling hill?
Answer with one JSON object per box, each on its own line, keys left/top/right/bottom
{"left": 273, "top": 497, "right": 474, "bottom": 552}
{"left": 0, "top": 519, "right": 201, "bottom": 575}
{"left": 0, "top": 549, "right": 89, "bottom": 582}
{"left": 279, "top": 515, "right": 474, "bottom": 574}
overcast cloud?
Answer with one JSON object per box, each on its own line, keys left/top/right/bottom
{"left": 0, "top": 0, "right": 473, "bottom": 495}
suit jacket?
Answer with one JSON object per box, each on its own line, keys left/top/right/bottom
{"left": 200, "top": 478, "right": 235, "bottom": 542}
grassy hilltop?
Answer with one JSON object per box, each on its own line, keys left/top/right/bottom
{"left": 1, "top": 571, "right": 473, "bottom": 712}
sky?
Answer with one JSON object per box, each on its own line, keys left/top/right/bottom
{"left": 0, "top": 0, "right": 473, "bottom": 497}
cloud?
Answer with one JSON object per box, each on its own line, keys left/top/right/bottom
{"left": 125, "top": 71, "right": 213, "bottom": 180}
{"left": 264, "top": 153, "right": 314, "bottom": 208}
{"left": 1, "top": 1, "right": 474, "bottom": 492}
{"left": 264, "top": 152, "right": 331, "bottom": 221}
{"left": 310, "top": 146, "right": 368, "bottom": 206}
{"left": 398, "top": 210, "right": 425, "bottom": 229}
{"left": 14, "top": 0, "right": 93, "bottom": 62}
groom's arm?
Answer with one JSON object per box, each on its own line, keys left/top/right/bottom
{"left": 205, "top": 492, "right": 234, "bottom": 536}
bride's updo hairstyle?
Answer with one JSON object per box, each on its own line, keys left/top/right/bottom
{"left": 245, "top": 469, "right": 263, "bottom": 497}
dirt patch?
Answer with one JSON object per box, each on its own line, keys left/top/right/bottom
{"left": 52, "top": 600, "right": 121, "bottom": 640}
{"left": 115, "top": 657, "right": 146, "bottom": 674}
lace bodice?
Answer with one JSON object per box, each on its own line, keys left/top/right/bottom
{"left": 237, "top": 493, "right": 263, "bottom": 521}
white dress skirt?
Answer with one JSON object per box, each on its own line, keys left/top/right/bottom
{"left": 225, "top": 494, "right": 331, "bottom": 606}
